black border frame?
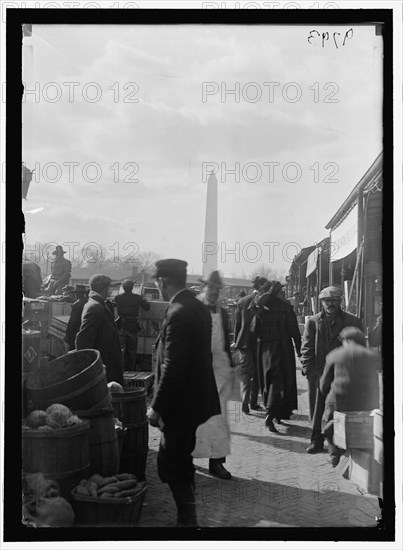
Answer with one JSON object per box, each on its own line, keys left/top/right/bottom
{"left": 5, "top": 6, "right": 394, "bottom": 543}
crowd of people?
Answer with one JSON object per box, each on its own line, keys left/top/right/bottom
{"left": 22, "top": 249, "right": 383, "bottom": 528}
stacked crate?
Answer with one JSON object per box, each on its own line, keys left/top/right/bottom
{"left": 333, "top": 409, "right": 383, "bottom": 496}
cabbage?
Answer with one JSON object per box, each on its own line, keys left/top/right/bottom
{"left": 45, "top": 404, "right": 73, "bottom": 428}
{"left": 25, "top": 410, "right": 47, "bottom": 429}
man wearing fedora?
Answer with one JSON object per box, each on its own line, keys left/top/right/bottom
{"left": 192, "top": 270, "right": 234, "bottom": 480}
{"left": 300, "top": 286, "right": 361, "bottom": 454}
{"left": 252, "top": 280, "right": 302, "bottom": 432}
{"left": 64, "top": 284, "right": 89, "bottom": 351}
{"left": 233, "top": 276, "right": 267, "bottom": 414}
{"left": 44, "top": 245, "right": 72, "bottom": 296}
{"left": 147, "top": 259, "right": 220, "bottom": 527}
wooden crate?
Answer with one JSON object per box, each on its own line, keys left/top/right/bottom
{"left": 123, "top": 372, "right": 155, "bottom": 395}
{"left": 333, "top": 410, "right": 374, "bottom": 450}
{"left": 348, "top": 449, "right": 383, "bottom": 496}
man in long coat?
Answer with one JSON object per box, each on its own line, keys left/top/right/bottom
{"left": 300, "top": 286, "right": 361, "bottom": 453}
{"left": 147, "top": 259, "right": 220, "bottom": 527}
{"left": 233, "top": 276, "right": 267, "bottom": 414}
{"left": 75, "top": 274, "right": 123, "bottom": 385}
{"left": 254, "top": 281, "right": 301, "bottom": 432}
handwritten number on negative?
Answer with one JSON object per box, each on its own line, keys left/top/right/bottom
{"left": 308, "top": 28, "right": 353, "bottom": 48}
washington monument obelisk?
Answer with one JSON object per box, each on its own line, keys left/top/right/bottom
{"left": 202, "top": 171, "right": 218, "bottom": 279}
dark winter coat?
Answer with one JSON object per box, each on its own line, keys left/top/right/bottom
{"left": 114, "top": 291, "right": 150, "bottom": 332}
{"left": 256, "top": 296, "right": 301, "bottom": 417}
{"left": 300, "top": 309, "right": 362, "bottom": 378}
{"left": 64, "top": 297, "right": 87, "bottom": 350}
{"left": 233, "top": 292, "right": 257, "bottom": 350}
{"left": 75, "top": 293, "right": 123, "bottom": 385}
{"left": 151, "top": 289, "right": 221, "bottom": 430}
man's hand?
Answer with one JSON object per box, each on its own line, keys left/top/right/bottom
{"left": 147, "top": 408, "right": 162, "bottom": 428}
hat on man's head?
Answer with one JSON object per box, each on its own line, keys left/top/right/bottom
{"left": 151, "top": 259, "right": 188, "bottom": 279}
{"left": 319, "top": 286, "right": 342, "bottom": 299}
{"left": 339, "top": 326, "right": 366, "bottom": 347}
{"left": 199, "top": 270, "right": 224, "bottom": 288}
{"left": 52, "top": 245, "right": 67, "bottom": 255}
{"left": 73, "top": 284, "right": 87, "bottom": 293}
{"left": 252, "top": 276, "right": 267, "bottom": 290}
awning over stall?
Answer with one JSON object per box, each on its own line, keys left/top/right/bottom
{"left": 330, "top": 204, "right": 358, "bottom": 262}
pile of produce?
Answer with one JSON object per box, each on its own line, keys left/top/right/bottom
{"left": 23, "top": 404, "right": 83, "bottom": 430}
{"left": 74, "top": 473, "right": 145, "bottom": 499}
{"left": 22, "top": 473, "right": 75, "bottom": 528}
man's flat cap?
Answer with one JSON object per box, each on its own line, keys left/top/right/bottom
{"left": 319, "top": 286, "right": 342, "bottom": 299}
{"left": 151, "top": 259, "right": 188, "bottom": 279}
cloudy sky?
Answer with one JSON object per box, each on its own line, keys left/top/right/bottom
{"left": 22, "top": 23, "right": 382, "bottom": 277}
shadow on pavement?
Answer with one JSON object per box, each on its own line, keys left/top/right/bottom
{"left": 230, "top": 429, "right": 320, "bottom": 454}
{"left": 193, "top": 467, "right": 379, "bottom": 528}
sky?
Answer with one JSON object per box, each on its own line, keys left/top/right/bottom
{"left": 22, "top": 23, "right": 383, "bottom": 278}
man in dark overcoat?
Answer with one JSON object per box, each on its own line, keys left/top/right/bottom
{"left": 147, "top": 259, "right": 221, "bottom": 527}
{"left": 75, "top": 274, "right": 123, "bottom": 385}
{"left": 64, "top": 285, "right": 88, "bottom": 351}
{"left": 320, "top": 326, "right": 381, "bottom": 465}
{"left": 254, "top": 281, "right": 301, "bottom": 432}
{"left": 233, "top": 276, "right": 267, "bottom": 414}
{"left": 300, "top": 286, "right": 362, "bottom": 453}
{"left": 114, "top": 279, "right": 150, "bottom": 370}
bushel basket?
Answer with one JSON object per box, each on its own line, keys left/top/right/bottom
{"left": 71, "top": 483, "right": 147, "bottom": 526}
{"left": 25, "top": 349, "right": 111, "bottom": 412}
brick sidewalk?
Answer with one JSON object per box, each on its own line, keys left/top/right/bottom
{"left": 138, "top": 358, "right": 381, "bottom": 528}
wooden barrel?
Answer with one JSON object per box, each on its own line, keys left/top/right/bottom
{"left": 25, "top": 349, "right": 111, "bottom": 413}
{"left": 74, "top": 407, "right": 120, "bottom": 476}
{"left": 111, "top": 388, "right": 148, "bottom": 480}
{"left": 111, "top": 388, "right": 147, "bottom": 425}
{"left": 120, "top": 421, "right": 149, "bottom": 481}
{"left": 22, "top": 421, "right": 91, "bottom": 502}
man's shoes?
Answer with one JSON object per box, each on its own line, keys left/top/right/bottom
{"left": 306, "top": 441, "right": 324, "bottom": 454}
{"left": 327, "top": 455, "right": 340, "bottom": 467}
{"left": 208, "top": 463, "right": 232, "bottom": 480}
{"left": 250, "top": 404, "right": 263, "bottom": 411}
{"left": 241, "top": 403, "right": 250, "bottom": 414}
{"left": 265, "top": 415, "right": 280, "bottom": 433}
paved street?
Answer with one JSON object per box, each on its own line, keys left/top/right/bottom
{"left": 138, "top": 357, "right": 381, "bottom": 528}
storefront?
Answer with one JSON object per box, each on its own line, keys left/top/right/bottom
{"left": 326, "top": 152, "right": 383, "bottom": 333}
